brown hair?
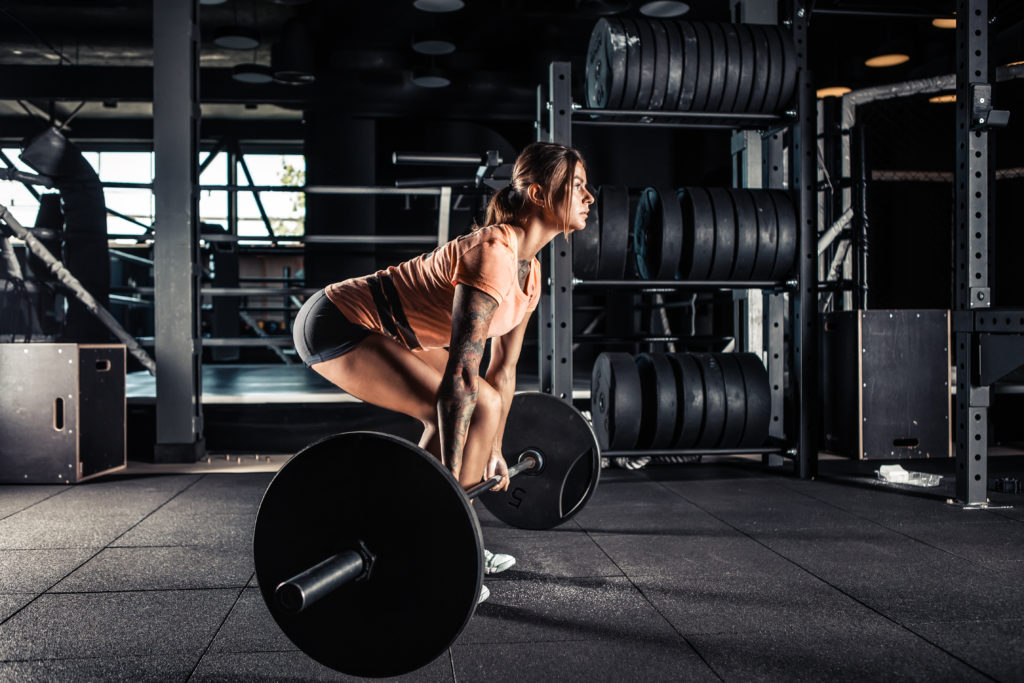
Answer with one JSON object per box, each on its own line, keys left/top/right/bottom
{"left": 481, "top": 142, "right": 586, "bottom": 236}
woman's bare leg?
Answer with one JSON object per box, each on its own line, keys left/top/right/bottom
{"left": 311, "top": 333, "right": 501, "bottom": 489}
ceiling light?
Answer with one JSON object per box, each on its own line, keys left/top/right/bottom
{"left": 929, "top": 94, "right": 956, "bottom": 103}
{"left": 271, "top": 19, "right": 315, "bottom": 85}
{"left": 412, "top": 67, "right": 450, "bottom": 88}
{"left": 639, "top": 1, "right": 689, "bottom": 17}
{"left": 575, "top": 0, "right": 630, "bottom": 15}
{"left": 413, "top": 0, "right": 464, "bottom": 12}
{"left": 931, "top": 17, "right": 956, "bottom": 29}
{"left": 865, "top": 53, "right": 910, "bottom": 68}
{"left": 231, "top": 64, "right": 274, "bottom": 84}
{"left": 214, "top": 28, "right": 260, "bottom": 50}
{"left": 413, "top": 39, "right": 456, "bottom": 55}
{"left": 816, "top": 86, "right": 851, "bottom": 98}
{"left": 199, "top": 0, "right": 228, "bottom": 4}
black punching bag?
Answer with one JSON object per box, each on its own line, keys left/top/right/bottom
{"left": 20, "top": 127, "right": 111, "bottom": 342}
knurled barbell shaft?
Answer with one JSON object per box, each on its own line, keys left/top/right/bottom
{"left": 274, "top": 452, "right": 539, "bottom": 613}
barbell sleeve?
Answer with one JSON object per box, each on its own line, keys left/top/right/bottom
{"left": 275, "top": 550, "right": 366, "bottom": 613}
{"left": 465, "top": 453, "right": 539, "bottom": 500}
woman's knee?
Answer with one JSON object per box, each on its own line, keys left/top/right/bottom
{"left": 474, "top": 379, "right": 503, "bottom": 424}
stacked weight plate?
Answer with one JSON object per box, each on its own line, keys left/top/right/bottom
{"left": 633, "top": 186, "right": 796, "bottom": 281}
{"left": 572, "top": 185, "right": 631, "bottom": 279}
{"left": 591, "top": 351, "right": 770, "bottom": 451}
{"left": 586, "top": 18, "right": 797, "bottom": 114}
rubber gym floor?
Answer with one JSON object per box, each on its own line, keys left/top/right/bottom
{"left": 0, "top": 456, "right": 1022, "bottom": 682}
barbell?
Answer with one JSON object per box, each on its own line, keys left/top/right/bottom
{"left": 252, "top": 392, "right": 602, "bottom": 678}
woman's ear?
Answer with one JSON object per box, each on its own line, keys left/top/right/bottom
{"left": 526, "top": 183, "right": 545, "bottom": 207}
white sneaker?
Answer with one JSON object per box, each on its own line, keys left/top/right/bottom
{"left": 478, "top": 584, "right": 490, "bottom": 604}
{"left": 483, "top": 549, "right": 516, "bottom": 575}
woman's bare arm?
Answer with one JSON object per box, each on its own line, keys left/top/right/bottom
{"left": 437, "top": 284, "right": 497, "bottom": 478}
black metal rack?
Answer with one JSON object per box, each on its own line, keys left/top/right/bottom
{"left": 533, "top": 1, "right": 817, "bottom": 472}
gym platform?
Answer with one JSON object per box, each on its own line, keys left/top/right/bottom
{"left": 1, "top": 456, "right": 1021, "bottom": 681}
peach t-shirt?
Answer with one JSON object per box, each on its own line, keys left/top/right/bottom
{"left": 324, "top": 224, "right": 541, "bottom": 350}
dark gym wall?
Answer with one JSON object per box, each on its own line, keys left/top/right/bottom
{"left": 860, "top": 97, "right": 956, "bottom": 310}
{"left": 303, "top": 113, "right": 377, "bottom": 288}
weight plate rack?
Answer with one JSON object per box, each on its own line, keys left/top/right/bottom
{"left": 538, "top": 4, "right": 815, "bottom": 470}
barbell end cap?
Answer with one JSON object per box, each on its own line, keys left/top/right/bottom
{"left": 275, "top": 581, "right": 306, "bottom": 613}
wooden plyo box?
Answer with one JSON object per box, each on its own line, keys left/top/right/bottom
{"left": 821, "top": 310, "right": 951, "bottom": 460}
{"left": 0, "top": 343, "right": 127, "bottom": 483}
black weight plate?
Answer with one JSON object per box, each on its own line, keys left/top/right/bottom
{"left": 636, "top": 353, "right": 678, "bottom": 449}
{"left": 591, "top": 351, "right": 642, "bottom": 450}
{"left": 778, "top": 27, "right": 797, "bottom": 112}
{"left": 770, "top": 189, "right": 797, "bottom": 279}
{"left": 762, "top": 23, "right": 784, "bottom": 113}
{"left": 679, "top": 186, "right": 715, "bottom": 280}
{"left": 706, "top": 187, "right": 736, "bottom": 279}
{"left": 733, "top": 23, "right": 755, "bottom": 113}
{"left": 633, "top": 187, "right": 657, "bottom": 280}
{"left": 634, "top": 187, "right": 682, "bottom": 280}
{"left": 659, "top": 185, "right": 683, "bottom": 279}
{"left": 749, "top": 189, "right": 779, "bottom": 280}
{"left": 730, "top": 188, "right": 758, "bottom": 281}
{"left": 586, "top": 18, "right": 628, "bottom": 109}
{"left": 677, "top": 21, "right": 699, "bottom": 111}
{"left": 663, "top": 20, "right": 683, "bottom": 112}
{"left": 689, "top": 21, "right": 712, "bottom": 112}
{"left": 635, "top": 18, "right": 656, "bottom": 110}
{"left": 717, "top": 353, "right": 747, "bottom": 448}
{"left": 746, "top": 24, "right": 770, "bottom": 114}
{"left": 667, "top": 353, "right": 703, "bottom": 448}
{"left": 719, "top": 23, "right": 741, "bottom": 113}
{"left": 254, "top": 432, "right": 481, "bottom": 678}
{"left": 704, "top": 22, "right": 727, "bottom": 112}
{"left": 735, "top": 353, "right": 770, "bottom": 448}
{"left": 693, "top": 353, "right": 726, "bottom": 448}
{"left": 620, "top": 18, "right": 642, "bottom": 109}
{"left": 598, "top": 185, "right": 629, "bottom": 279}
{"left": 482, "top": 392, "right": 601, "bottom": 530}
{"left": 573, "top": 188, "right": 601, "bottom": 279}
{"left": 648, "top": 20, "right": 669, "bottom": 110}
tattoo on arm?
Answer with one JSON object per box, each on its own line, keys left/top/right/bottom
{"left": 437, "top": 285, "right": 497, "bottom": 478}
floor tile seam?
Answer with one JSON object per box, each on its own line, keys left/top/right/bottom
{"left": 45, "top": 585, "right": 252, "bottom": 595}
{"left": 655, "top": 478, "right": 1007, "bottom": 574}
{"left": 101, "top": 475, "right": 210, "bottom": 551}
{"left": 780, "top": 486, "right": 1024, "bottom": 574}
{"left": 482, "top": 573, "right": 627, "bottom": 582}
{"left": 0, "top": 546, "right": 107, "bottom": 552}
{"left": 575, "top": 526, "right": 725, "bottom": 682}
{"left": 185, "top": 580, "right": 249, "bottom": 682}
{"left": 0, "top": 544, "right": 107, "bottom": 629}
{"left": 0, "top": 489, "right": 79, "bottom": 523}
{"left": 650, "top": 479, "right": 1002, "bottom": 682}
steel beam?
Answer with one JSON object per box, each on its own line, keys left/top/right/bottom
{"left": 953, "top": 0, "right": 992, "bottom": 505}
{"left": 152, "top": 0, "right": 204, "bottom": 462}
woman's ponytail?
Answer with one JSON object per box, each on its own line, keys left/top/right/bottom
{"left": 482, "top": 184, "right": 520, "bottom": 227}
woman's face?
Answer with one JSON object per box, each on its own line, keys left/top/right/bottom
{"left": 563, "top": 162, "right": 595, "bottom": 232}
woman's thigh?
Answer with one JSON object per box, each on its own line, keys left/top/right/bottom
{"left": 311, "top": 333, "right": 442, "bottom": 424}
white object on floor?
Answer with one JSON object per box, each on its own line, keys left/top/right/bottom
{"left": 876, "top": 464, "right": 942, "bottom": 487}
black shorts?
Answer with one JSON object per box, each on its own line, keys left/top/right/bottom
{"left": 292, "top": 289, "right": 372, "bottom": 367}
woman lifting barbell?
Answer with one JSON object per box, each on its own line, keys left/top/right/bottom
{"left": 292, "top": 141, "right": 594, "bottom": 603}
